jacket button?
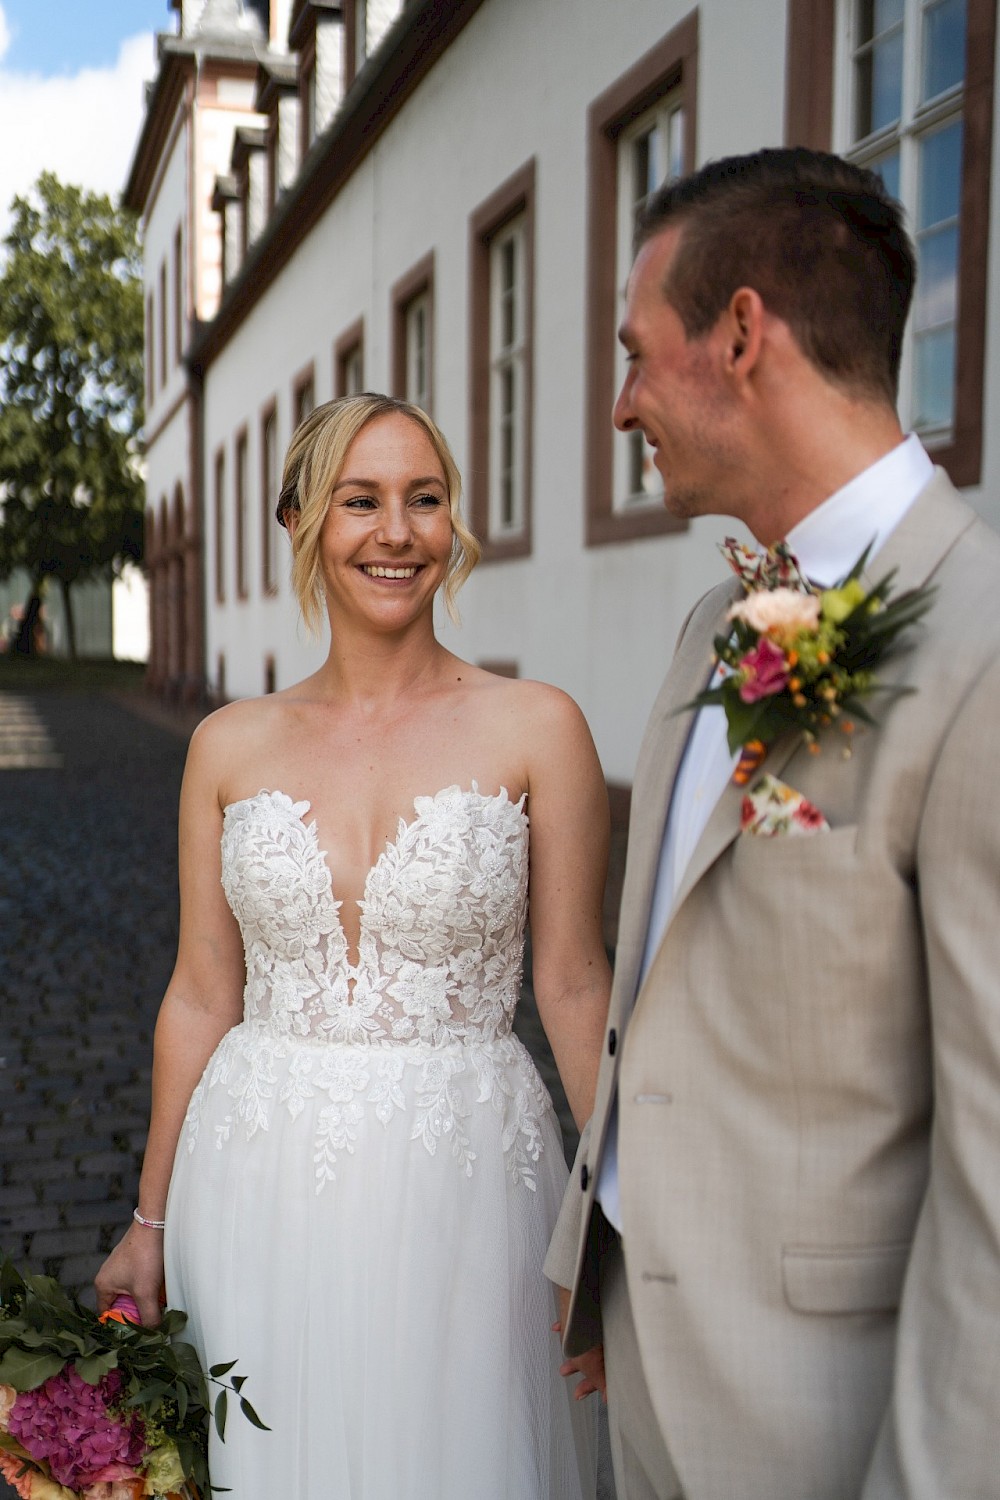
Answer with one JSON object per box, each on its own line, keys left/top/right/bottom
{"left": 608, "top": 1028, "right": 617, "bottom": 1057}
{"left": 580, "top": 1163, "right": 589, "bottom": 1191}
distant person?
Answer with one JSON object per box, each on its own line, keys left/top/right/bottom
{"left": 547, "top": 148, "right": 1000, "bottom": 1499}
{"left": 97, "top": 393, "right": 609, "bottom": 1499}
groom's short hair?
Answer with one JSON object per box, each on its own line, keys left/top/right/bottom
{"left": 637, "top": 146, "right": 915, "bottom": 406}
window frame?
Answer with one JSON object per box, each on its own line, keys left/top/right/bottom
{"left": 159, "top": 259, "right": 168, "bottom": 391}
{"left": 584, "top": 11, "right": 699, "bottom": 547}
{"left": 334, "top": 317, "right": 365, "bottom": 397}
{"left": 173, "top": 224, "right": 183, "bottom": 367}
{"left": 213, "top": 446, "right": 227, "bottom": 606}
{"left": 468, "top": 159, "right": 536, "bottom": 562}
{"left": 234, "top": 424, "right": 250, "bottom": 602}
{"left": 260, "top": 398, "right": 279, "bottom": 597}
{"left": 292, "top": 360, "right": 317, "bottom": 430}
{"left": 146, "top": 291, "right": 155, "bottom": 407}
{"left": 391, "top": 252, "right": 435, "bottom": 413}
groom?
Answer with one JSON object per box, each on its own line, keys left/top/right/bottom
{"left": 547, "top": 147, "right": 1000, "bottom": 1499}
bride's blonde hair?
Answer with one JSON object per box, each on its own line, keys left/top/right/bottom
{"left": 277, "top": 394, "right": 481, "bottom": 633}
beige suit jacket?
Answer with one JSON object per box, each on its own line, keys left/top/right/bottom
{"left": 546, "top": 471, "right": 1000, "bottom": 1499}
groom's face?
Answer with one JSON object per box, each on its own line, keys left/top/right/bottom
{"left": 614, "top": 228, "right": 740, "bottom": 521}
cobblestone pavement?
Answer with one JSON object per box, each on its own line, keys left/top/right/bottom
{"left": 0, "top": 684, "right": 613, "bottom": 1497}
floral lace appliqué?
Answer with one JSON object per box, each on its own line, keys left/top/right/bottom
{"left": 183, "top": 785, "right": 550, "bottom": 1192}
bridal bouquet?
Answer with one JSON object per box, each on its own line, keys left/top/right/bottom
{"left": 691, "top": 538, "right": 935, "bottom": 784}
{"left": 0, "top": 1256, "right": 265, "bottom": 1499}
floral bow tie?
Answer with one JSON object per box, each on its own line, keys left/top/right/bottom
{"left": 719, "top": 536, "right": 811, "bottom": 594}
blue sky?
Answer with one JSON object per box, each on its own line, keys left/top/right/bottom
{"left": 0, "top": 0, "right": 169, "bottom": 75}
{"left": 0, "top": 1, "right": 166, "bottom": 234}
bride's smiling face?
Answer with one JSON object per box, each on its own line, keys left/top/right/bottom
{"left": 317, "top": 412, "right": 454, "bottom": 630}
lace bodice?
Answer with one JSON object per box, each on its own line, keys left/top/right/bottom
{"left": 182, "top": 784, "right": 548, "bottom": 1191}
{"left": 220, "top": 783, "right": 529, "bottom": 1045}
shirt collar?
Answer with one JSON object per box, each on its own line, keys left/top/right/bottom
{"left": 785, "top": 434, "right": 935, "bottom": 588}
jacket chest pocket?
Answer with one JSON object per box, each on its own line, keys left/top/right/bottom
{"left": 782, "top": 1242, "right": 909, "bottom": 1315}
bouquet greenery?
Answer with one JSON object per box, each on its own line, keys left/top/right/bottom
{"left": 0, "top": 1255, "right": 265, "bottom": 1499}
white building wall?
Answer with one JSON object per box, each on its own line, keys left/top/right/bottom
{"left": 144, "top": 109, "right": 190, "bottom": 431}
{"left": 196, "top": 0, "right": 998, "bottom": 783}
{"left": 202, "top": 0, "right": 790, "bottom": 779}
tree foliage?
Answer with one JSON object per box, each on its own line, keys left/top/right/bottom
{"left": 0, "top": 172, "right": 144, "bottom": 655}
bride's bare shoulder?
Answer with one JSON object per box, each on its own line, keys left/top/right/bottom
{"left": 183, "top": 692, "right": 298, "bottom": 790}
{"left": 462, "top": 669, "right": 594, "bottom": 750}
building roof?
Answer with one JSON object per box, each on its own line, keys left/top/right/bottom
{"left": 194, "top": 0, "right": 266, "bottom": 40}
{"left": 123, "top": 27, "right": 270, "bottom": 211}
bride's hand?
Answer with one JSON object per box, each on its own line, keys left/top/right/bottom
{"left": 552, "top": 1286, "right": 607, "bottom": 1401}
{"left": 94, "top": 1222, "right": 166, "bottom": 1327}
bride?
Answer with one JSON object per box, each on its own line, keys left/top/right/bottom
{"left": 96, "top": 393, "right": 611, "bottom": 1498}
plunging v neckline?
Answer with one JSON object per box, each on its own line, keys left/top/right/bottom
{"left": 223, "top": 783, "right": 528, "bottom": 980}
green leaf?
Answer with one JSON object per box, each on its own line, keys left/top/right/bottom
{"left": 214, "top": 1388, "right": 229, "bottom": 1442}
{"left": 239, "top": 1396, "right": 270, "bottom": 1432}
{"left": 0, "top": 1346, "right": 66, "bottom": 1389}
{"left": 209, "top": 1359, "right": 238, "bottom": 1378}
{"left": 75, "top": 1349, "right": 118, "bottom": 1384}
{"left": 721, "top": 693, "right": 772, "bottom": 755}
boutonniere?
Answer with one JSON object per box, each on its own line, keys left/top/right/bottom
{"left": 688, "top": 537, "right": 935, "bottom": 785}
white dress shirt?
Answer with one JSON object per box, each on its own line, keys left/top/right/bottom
{"left": 596, "top": 435, "right": 935, "bottom": 1232}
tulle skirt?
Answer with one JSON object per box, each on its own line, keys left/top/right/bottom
{"left": 164, "top": 1030, "right": 596, "bottom": 1500}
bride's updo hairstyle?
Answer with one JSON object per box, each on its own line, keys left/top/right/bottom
{"left": 276, "top": 393, "right": 481, "bottom": 632}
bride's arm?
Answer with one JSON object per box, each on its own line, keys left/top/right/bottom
{"left": 94, "top": 716, "right": 247, "bottom": 1325}
{"left": 520, "top": 684, "right": 612, "bottom": 1131}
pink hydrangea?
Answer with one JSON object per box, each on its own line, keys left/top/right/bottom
{"left": 738, "top": 637, "right": 789, "bottom": 703}
{"left": 7, "top": 1366, "right": 145, "bottom": 1490}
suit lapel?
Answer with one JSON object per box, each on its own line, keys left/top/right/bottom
{"left": 611, "top": 580, "right": 739, "bottom": 1012}
{"left": 667, "top": 730, "right": 801, "bottom": 920}
{"left": 859, "top": 467, "right": 974, "bottom": 595}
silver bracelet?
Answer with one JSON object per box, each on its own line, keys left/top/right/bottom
{"left": 133, "top": 1208, "right": 166, "bottom": 1230}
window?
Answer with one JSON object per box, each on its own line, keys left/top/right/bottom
{"left": 392, "top": 254, "right": 434, "bottom": 413}
{"left": 405, "top": 296, "right": 430, "bottom": 410}
{"left": 173, "top": 224, "right": 183, "bottom": 366}
{"left": 789, "top": 0, "right": 994, "bottom": 485}
{"left": 302, "top": 52, "right": 318, "bottom": 153}
{"left": 214, "top": 448, "right": 226, "bottom": 604}
{"left": 235, "top": 428, "right": 249, "bottom": 601}
{"left": 293, "top": 363, "right": 316, "bottom": 429}
{"left": 585, "top": 13, "right": 699, "bottom": 545}
{"left": 349, "top": 0, "right": 404, "bottom": 79}
{"left": 335, "top": 319, "right": 365, "bottom": 397}
{"left": 614, "top": 98, "right": 687, "bottom": 512}
{"left": 261, "top": 402, "right": 279, "bottom": 596}
{"left": 159, "top": 260, "right": 168, "bottom": 390}
{"left": 839, "top": 0, "right": 972, "bottom": 447}
{"left": 469, "top": 160, "right": 536, "bottom": 559}
{"left": 146, "top": 292, "right": 154, "bottom": 406}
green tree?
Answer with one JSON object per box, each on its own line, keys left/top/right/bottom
{"left": 0, "top": 172, "right": 144, "bottom": 658}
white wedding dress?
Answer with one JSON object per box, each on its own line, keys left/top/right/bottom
{"left": 164, "top": 784, "right": 596, "bottom": 1499}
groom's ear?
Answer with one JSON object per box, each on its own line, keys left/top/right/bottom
{"left": 721, "top": 287, "right": 765, "bottom": 380}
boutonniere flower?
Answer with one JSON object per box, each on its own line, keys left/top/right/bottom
{"left": 688, "top": 537, "right": 935, "bottom": 784}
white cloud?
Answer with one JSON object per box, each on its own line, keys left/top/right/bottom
{"left": 0, "top": 12, "right": 157, "bottom": 240}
